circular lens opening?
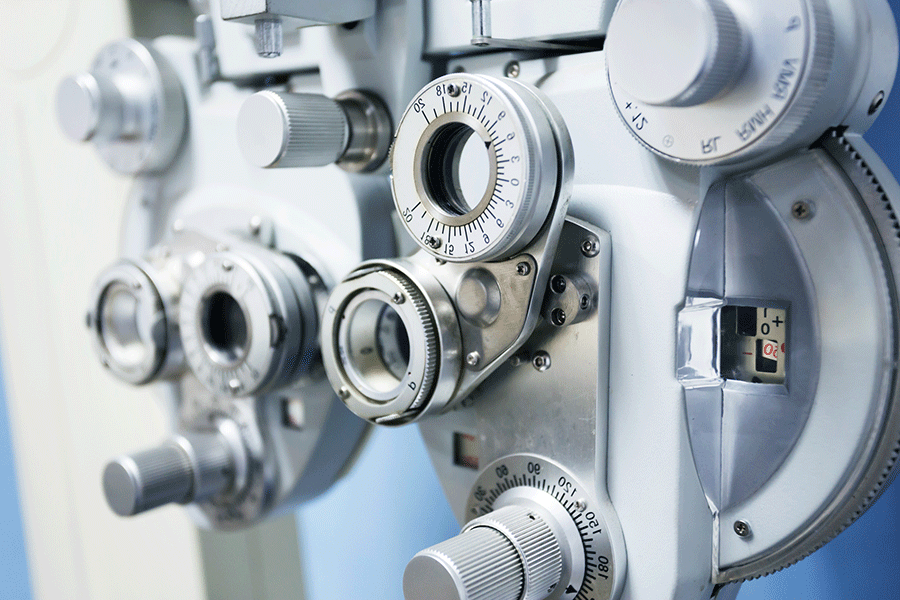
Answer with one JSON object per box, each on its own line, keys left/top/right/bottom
{"left": 100, "top": 283, "right": 147, "bottom": 368}
{"left": 345, "top": 298, "right": 412, "bottom": 396}
{"left": 423, "top": 122, "right": 492, "bottom": 217}
{"left": 200, "top": 290, "right": 249, "bottom": 366}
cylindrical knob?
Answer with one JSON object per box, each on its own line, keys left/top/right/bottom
{"left": 103, "top": 432, "right": 235, "bottom": 517}
{"left": 237, "top": 91, "right": 350, "bottom": 168}
{"left": 404, "top": 505, "right": 563, "bottom": 600}
{"left": 56, "top": 39, "right": 186, "bottom": 173}
{"left": 56, "top": 72, "right": 124, "bottom": 142}
{"left": 606, "top": 0, "right": 745, "bottom": 107}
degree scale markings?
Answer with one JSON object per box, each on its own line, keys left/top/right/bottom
{"left": 466, "top": 455, "right": 617, "bottom": 600}
{"left": 392, "top": 72, "right": 560, "bottom": 262}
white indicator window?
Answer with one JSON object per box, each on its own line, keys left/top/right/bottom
{"left": 720, "top": 306, "right": 787, "bottom": 384}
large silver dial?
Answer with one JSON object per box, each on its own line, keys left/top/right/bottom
{"left": 606, "top": 0, "right": 834, "bottom": 164}
{"left": 392, "top": 73, "right": 568, "bottom": 262}
{"left": 678, "top": 132, "right": 900, "bottom": 582}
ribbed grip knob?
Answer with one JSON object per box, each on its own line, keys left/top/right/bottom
{"left": 237, "top": 91, "right": 350, "bottom": 168}
{"left": 103, "top": 432, "right": 235, "bottom": 517}
{"left": 404, "top": 505, "right": 563, "bottom": 600}
{"left": 606, "top": 0, "right": 745, "bottom": 107}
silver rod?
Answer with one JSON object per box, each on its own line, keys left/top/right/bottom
{"left": 471, "top": 0, "right": 492, "bottom": 44}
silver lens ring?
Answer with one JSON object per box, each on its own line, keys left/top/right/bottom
{"left": 179, "top": 249, "right": 313, "bottom": 397}
{"left": 392, "top": 74, "right": 567, "bottom": 262}
{"left": 323, "top": 265, "right": 453, "bottom": 422}
{"left": 88, "top": 260, "right": 168, "bottom": 385}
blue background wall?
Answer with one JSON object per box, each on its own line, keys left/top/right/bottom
{"left": 2, "top": 2, "right": 900, "bottom": 598}
{"left": 0, "top": 348, "right": 33, "bottom": 599}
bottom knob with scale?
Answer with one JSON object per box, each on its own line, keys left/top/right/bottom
{"left": 404, "top": 454, "right": 620, "bottom": 600}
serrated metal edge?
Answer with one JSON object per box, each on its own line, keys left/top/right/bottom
{"left": 723, "top": 130, "right": 900, "bottom": 583}
{"left": 378, "top": 269, "right": 440, "bottom": 413}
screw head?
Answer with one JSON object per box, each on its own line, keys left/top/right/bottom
{"left": 338, "top": 387, "right": 351, "bottom": 400}
{"left": 466, "top": 351, "right": 481, "bottom": 367}
{"left": 792, "top": 200, "right": 814, "bottom": 220}
{"left": 446, "top": 83, "right": 461, "bottom": 97}
{"left": 575, "top": 499, "right": 588, "bottom": 512}
{"left": 532, "top": 351, "right": 551, "bottom": 372}
{"left": 550, "top": 308, "right": 567, "bottom": 327}
{"left": 516, "top": 262, "right": 532, "bottom": 276}
{"left": 509, "top": 353, "right": 528, "bottom": 367}
{"left": 424, "top": 235, "right": 442, "bottom": 250}
{"left": 392, "top": 293, "right": 405, "bottom": 305}
{"left": 869, "top": 91, "right": 885, "bottom": 116}
{"left": 580, "top": 294, "right": 591, "bottom": 310}
{"left": 581, "top": 238, "right": 600, "bottom": 257}
{"left": 733, "top": 520, "right": 751, "bottom": 538}
{"left": 505, "top": 61, "right": 521, "bottom": 78}
{"left": 550, "top": 275, "right": 567, "bottom": 294}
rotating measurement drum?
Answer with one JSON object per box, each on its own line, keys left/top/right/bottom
{"left": 405, "top": 454, "right": 619, "bottom": 600}
{"left": 391, "top": 74, "right": 565, "bottom": 262}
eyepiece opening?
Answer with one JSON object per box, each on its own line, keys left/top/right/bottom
{"left": 200, "top": 290, "right": 249, "bottom": 366}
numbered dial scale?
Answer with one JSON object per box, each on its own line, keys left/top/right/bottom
{"left": 392, "top": 74, "right": 568, "bottom": 262}
{"left": 466, "top": 455, "right": 617, "bottom": 600}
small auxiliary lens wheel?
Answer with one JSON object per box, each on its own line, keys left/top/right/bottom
{"left": 88, "top": 260, "right": 168, "bottom": 384}
{"left": 392, "top": 73, "right": 569, "bottom": 262}
{"left": 179, "top": 250, "right": 313, "bottom": 397}
{"left": 321, "top": 266, "right": 445, "bottom": 423}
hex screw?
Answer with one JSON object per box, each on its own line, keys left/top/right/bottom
{"left": 580, "top": 294, "right": 591, "bottom": 310}
{"left": 792, "top": 200, "right": 814, "bottom": 221}
{"left": 532, "top": 351, "right": 551, "bottom": 372}
{"left": 550, "top": 275, "right": 567, "bottom": 294}
{"left": 516, "top": 262, "right": 532, "bottom": 276}
{"left": 581, "top": 238, "right": 600, "bottom": 257}
{"left": 505, "top": 61, "right": 521, "bottom": 78}
{"left": 466, "top": 351, "right": 481, "bottom": 367}
{"left": 550, "top": 308, "right": 567, "bottom": 327}
{"left": 733, "top": 520, "right": 751, "bottom": 538}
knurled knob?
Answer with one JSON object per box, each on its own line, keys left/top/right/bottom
{"left": 103, "top": 432, "right": 235, "bottom": 517}
{"left": 237, "top": 91, "right": 350, "bottom": 168}
{"left": 606, "top": 0, "right": 746, "bottom": 107}
{"left": 403, "top": 505, "right": 563, "bottom": 600}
